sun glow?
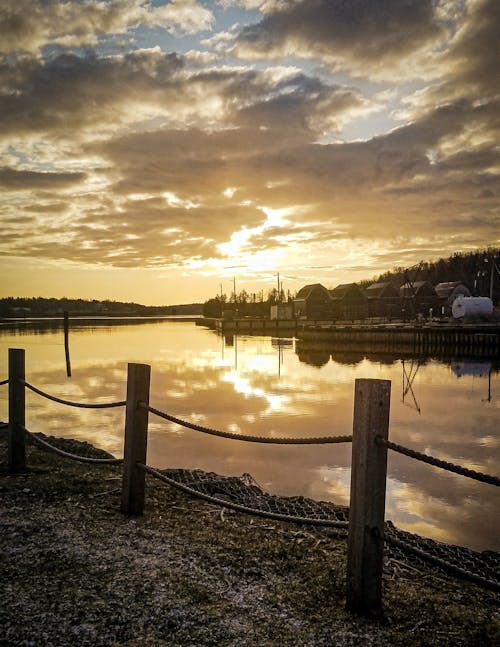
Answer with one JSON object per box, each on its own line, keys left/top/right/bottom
{"left": 215, "top": 204, "right": 296, "bottom": 274}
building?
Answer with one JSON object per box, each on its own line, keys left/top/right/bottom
{"left": 435, "top": 282, "right": 471, "bottom": 316}
{"left": 329, "top": 283, "right": 367, "bottom": 321}
{"left": 399, "top": 281, "right": 438, "bottom": 318}
{"left": 293, "top": 284, "right": 332, "bottom": 320}
{"left": 365, "top": 282, "right": 400, "bottom": 319}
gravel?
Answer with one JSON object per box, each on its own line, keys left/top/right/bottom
{"left": 0, "top": 435, "right": 499, "bottom": 646}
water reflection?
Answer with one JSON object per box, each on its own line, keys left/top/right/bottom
{"left": 0, "top": 320, "right": 498, "bottom": 551}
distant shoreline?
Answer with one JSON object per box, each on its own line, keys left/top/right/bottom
{"left": 0, "top": 315, "right": 203, "bottom": 324}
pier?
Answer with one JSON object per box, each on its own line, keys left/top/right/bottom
{"left": 198, "top": 318, "right": 500, "bottom": 358}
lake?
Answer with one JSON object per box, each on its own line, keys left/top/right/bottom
{"left": 1, "top": 318, "right": 498, "bottom": 552}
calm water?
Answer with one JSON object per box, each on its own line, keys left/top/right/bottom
{"left": 1, "top": 319, "right": 498, "bottom": 551}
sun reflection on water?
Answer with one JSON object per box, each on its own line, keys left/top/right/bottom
{"left": 0, "top": 320, "right": 498, "bottom": 551}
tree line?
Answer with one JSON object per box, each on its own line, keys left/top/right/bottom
{"left": 359, "top": 247, "right": 500, "bottom": 298}
{"left": 0, "top": 297, "right": 203, "bottom": 318}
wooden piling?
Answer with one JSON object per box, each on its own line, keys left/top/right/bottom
{"left": 8, "top": 348, "right": 26, "bottom": 473}
{"left": 121, "top": 363, "right": 151, "bottom": 515}
{"left": 63, "top": 311, "right": 71, "bottom": 377}
{"left": 346, "top": 378, "right": 391, "bottom": 616}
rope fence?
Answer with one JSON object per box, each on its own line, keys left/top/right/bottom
{"left": 145, "top": 403, "right": 352, "bottom": 445}
{"left": 377, "top": 437, "right": 500, "bottom": 487}
{"left": 2, "top": 348, "right": 499, "bottom": 615}
{"left": 23, "top": 426, "right": 123, "bottom": 465}
{"left": 22, "top": 379, "right": 126, "bottom": 409}
{"left": 384, "top": 533, "right": 500, "bottom": 593}
{"left": 139, "top": 463, "right": 348, "bottom": 529}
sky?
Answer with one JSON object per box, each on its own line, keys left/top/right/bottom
{"left": 0, "top": 0, "right": 498, "bottom": 305}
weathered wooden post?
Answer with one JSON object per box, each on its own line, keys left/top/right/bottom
{"left": 346, "top": 378, "right": 391, "bottom": 616}
{"left": 8, "top": 348, "right": 26, "bottom": 473}
{"left": 121, "top": 363, "right": 151, "bottom": 515}
{"left": 63, "top": 310, "right": 71, "bottom": 377}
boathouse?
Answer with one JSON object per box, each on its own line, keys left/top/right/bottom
{"left": 365, "top": 282, "right": 400, "bottom": 319}
{"left": 435, "top": 281, "right": 471, "bottom": 316}
{"left": 293, "top": 284, "right": 332, "bottom": 320}
{"left": 329, "top": 283, "right": 367, "bottom": 321}
{"left": 399, "top": 280, "right": 438, "bottom": 318}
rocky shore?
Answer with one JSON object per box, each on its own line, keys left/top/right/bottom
{"left": 0, "top": 435, "right": 498, "bottom": 646}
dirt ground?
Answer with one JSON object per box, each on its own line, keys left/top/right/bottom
{"left": 0, "top": 437, "right": 498, "bottom": 646}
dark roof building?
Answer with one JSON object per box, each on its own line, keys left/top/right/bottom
{"left": 293, "top": 283, "right": 332, "bottom": 320}
{"left": 329, "top": 283, "right": 367, "bottom": 320}
{"left": 435, "top": 281, "right": 471, "bottom": 301}
{"left": 399, "top": 280, "right": 436, "bottom": 298}
{"left": 365, "top": 282, "right": 399, "bottom": 299}
{"left": 399, "top": 281, "right": 438, "bottom": 317}
{"left": 365, "top": 282, "right": 400, "bottom": 318}
{"left": 435, "top": 281, "right": 471, "bottom": 316}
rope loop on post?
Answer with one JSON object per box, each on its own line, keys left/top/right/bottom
{"left": 143, "top": 403, "right": 352, "bottom": 445}
{"left": 377, "top": 436, "right": 500, "bottom": 486}
{"left": 22, "top": 379, "right": 126, "bottom": 409}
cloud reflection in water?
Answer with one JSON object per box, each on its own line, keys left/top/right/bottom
{"left": 0, "top": 320, "right": 498, "bottom": 551}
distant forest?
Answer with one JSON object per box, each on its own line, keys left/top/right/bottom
{"left": 0, "top": 297, "right": 203, "bottom": 318}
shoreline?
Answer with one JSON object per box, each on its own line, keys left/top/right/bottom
{"left": 1, "top": 435, "right": 499, "bottom": 645}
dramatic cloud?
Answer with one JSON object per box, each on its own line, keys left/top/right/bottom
{"left": 230, "top": 0, "right": 448, "bottom": 79}
{"left": 0, "top": 0, "right": 214, "bottom": 55}
{"left": 0, "top": 0, "right": 498, "bottom": 302}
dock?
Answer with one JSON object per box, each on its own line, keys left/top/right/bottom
{"left": 197, "top": 318, "right": 500, "bottom": 358}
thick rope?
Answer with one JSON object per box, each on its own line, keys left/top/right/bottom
{"left": 0, "top": 378, "right": 8, "bottom": 386}
{"left": 144, "top": 404, "right": 352, "bottom": 445}
{"left": 385, "top": 534, "right": 500, "bottom": 593}
{"left": 22, "top": 380, "right": 126, "bottom": 410}
{"left": 377, "top": 437, "right": 500, "bottom": 487}
{"left": 23, "top": 427, "right": 123, "bottom": 465}
{"left": 139, "top": 463, "right": 348, "bottom": 528}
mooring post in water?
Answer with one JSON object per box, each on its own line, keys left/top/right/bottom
{"left": 346, "top": 378, "right": 390, "bottom": 616}
{"left": 8, "top": 348, "right": 26, "bottom": 473}
{"left": 121, "top": 362, "right": 151, "bottom": 515}
{"left": 63, "top": 310, "right": 71, "bottom": 377}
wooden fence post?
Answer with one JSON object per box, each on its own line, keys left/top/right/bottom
{"left": 346, "top": 378, "right": 391, "bottom": 616}
{"left": 121, "top": 363, "right": 151, "bottom": 515}
{"left": 8, "top": 348, "right": 26, "bottom": 473}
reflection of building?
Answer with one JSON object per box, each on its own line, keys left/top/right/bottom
{"left": 365, "top": 282, "right": 400, "bottom": 319}
{"left": 297, "top": 349, "right": 330, "bottom": 367}
{"left": 330, "top": 350, "right": 364, "bottom": 366}
{"left": 435, "top": 282, "right": 471, "bottom": 316}
{"left": 329, "top": 283, "right": 367, "bottom": 321}
{"left": 293, "top": 284, "right": 332, "bottom": 320}
{"left": 399, "top": 281, "right": 438, "bottom": 317}
{"left": 295, "top": 340, "right": 331, "bottom": 367}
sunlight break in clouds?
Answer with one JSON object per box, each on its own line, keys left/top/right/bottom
{"left": 0, "top": 0, "right": 498, "bottom": 304}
